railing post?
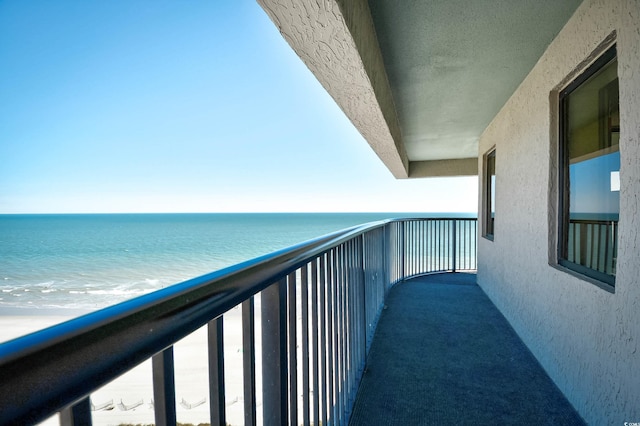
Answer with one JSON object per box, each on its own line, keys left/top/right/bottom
{"left": 401, "top": 221, "right": 406, "bottom": 280}
{"left": 327, "top": 254, "right": 337, "bottom": 425}
{"left": 311, "top": 259, "right": 320, "bottom": 426}
{"left": 318, "top": 255, "right": 328, "bottom": 426}
{"left": 287, "top": 272, "right": 298, "bottom": 426}
{"left": 300, "top": 265, "right": 311, "bottom": 426}
{"left": 208, "top": 317, "right": 225, "bottom": 426}
{"left": 242, "top": 298, "right": 256, "bottom": 426}
{"left": 385, "top": 223, "right": 392, "bottom": 286}
{"left": 59, "top": 397, "right": 92, "bottom": 426}
{"left": 452, "top": 219, "right": 457, "bottom": 272}
{"left": 261, "top": 279, "right": 288, "bottom": 426}
{"left": 359, "top": 234, "right": 367, "bottom": 359}
{"left": 383, "top": 224, "right": 388, "bottom": 289}
{"left": 153, "top": 347, "right": 177, "bottom": 426}
{"left": 579, "top": 223, "right": 587, "bottom": 266}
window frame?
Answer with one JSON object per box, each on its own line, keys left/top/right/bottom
{"left": 482, "top": 147, "right": 496, "bottom": 240}
{"left": 557, "top": 44, "right": 618, "bottom": 289}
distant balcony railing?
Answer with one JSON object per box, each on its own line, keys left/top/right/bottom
{"left": 0, "top": 217, "right": 477, "bottom": 426}
{"left": 566, "top": 219, "right": 618, "bottom": 278}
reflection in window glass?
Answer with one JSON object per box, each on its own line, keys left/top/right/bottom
{"left": 560, "top": 46, "right": 619, "bottom": 285}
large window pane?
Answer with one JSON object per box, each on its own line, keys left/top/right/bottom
{"left": 559, "top": 46, "right": 619, "bottom": 286}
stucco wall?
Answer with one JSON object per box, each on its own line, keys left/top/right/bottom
{"left": 477, "top": 0, "right": 640, "bottom": 424}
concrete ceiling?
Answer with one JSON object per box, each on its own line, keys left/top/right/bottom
{"left": 257, "top": 0, "right": 583, "bottom": 178}
{"left": 367, "top": 0, "right": 583, "bottom": 164}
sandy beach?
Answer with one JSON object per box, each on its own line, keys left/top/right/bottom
{"left": 1, "top": 306, "right": 256, "bottom": 426}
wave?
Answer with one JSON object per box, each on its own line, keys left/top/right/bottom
{"left": 0, "top": 278, "right": 170, "bottom": 311}
{"left": 69, "top": 288, "right": 148, "bottom": 296}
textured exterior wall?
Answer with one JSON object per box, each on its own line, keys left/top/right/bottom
{"left": 477, "top": 0, "right": 640, "bottom": 424}
{"left": 409, "top": 158, "right": 478, "bottom": 177}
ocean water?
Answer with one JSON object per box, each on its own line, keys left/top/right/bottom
{"left": 0, "top": 213, "right": 473, "bottom": 312}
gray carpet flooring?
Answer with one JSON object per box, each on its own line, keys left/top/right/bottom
{"left": 349, "top": 272, "right": 585, "bottom": 425}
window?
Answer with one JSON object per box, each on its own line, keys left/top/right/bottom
{"left": 558, "top": 45, "right": 619, "bottom": 287}
{"left": 483, "top": 148, "right": 496, "bottom": 240}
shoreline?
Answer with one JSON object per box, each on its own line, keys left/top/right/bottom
{"left": 0, "top": 306, "right": 93, "bottom": 317}
{"left": 0, "top": 307, "right": 93, "bottom": 344}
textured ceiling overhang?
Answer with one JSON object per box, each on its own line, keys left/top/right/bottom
{"left": 257, "top": 0, "right": 583, "bottom": 178}
{"left": 258, "top": 0, "right": 409, "bottom": 178}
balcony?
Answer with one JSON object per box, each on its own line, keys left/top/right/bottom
{"left": 349, "top": 272, "right": 583, "bottom": 425}
{"left": 0, "top": 218, "right": 582, "bottom": 425}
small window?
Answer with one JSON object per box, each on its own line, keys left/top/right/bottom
{"left": 558, "top": 45, "right": 619, "bottom": 287}
{"left": 483, "top": 148, "right": 496, "bottom": 240}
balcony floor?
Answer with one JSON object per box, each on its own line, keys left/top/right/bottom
{"left": 350, "top": 272, "right": 585, "bottom": 425}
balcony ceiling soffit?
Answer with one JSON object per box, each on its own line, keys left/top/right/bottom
{"left": 257, "top": 0, "right": 582, "bottom": 178}
{"left": 367, "top": 0, "right": 583, "bottom": 164}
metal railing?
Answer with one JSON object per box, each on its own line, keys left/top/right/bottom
{"left": 566, "top": 219, "right": 618, "bottom": 278}
{"left": 0, "top": 217, "right": 477, "bottom": 426}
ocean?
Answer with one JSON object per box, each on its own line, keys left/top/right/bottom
{"left": 0, "top": 213, "right": 475, "bottom": 312}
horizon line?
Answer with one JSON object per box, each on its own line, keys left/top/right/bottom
{"left": 0, "top": 210, "right": 479, "bottom": 216}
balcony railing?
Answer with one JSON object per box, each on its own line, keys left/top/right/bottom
{"left": 0, "top": 217, "right": 477, "bottom": 426}
{"left": 566, "top": 219, "right": 618, "bottom": 278}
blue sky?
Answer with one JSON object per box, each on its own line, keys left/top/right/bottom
{"left": 570, "top": 152, "right": 620, "bottom": 215}
{"left": 0, "top": 1, "right": 478, "bottom": 214}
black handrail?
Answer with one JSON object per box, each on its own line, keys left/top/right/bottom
{"left": 0, "top": 217, "right": 477, "bottom": 425}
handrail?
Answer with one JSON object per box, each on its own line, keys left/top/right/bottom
{"left": 568, "top": 218, "right": 618, "bottom": 225}
{"left": 0, "top": 217, "right": 477, "bottom": 425}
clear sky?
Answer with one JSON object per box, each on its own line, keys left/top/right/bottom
{"left": 0, "top": 0, "right": 478, "bottom": 214}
